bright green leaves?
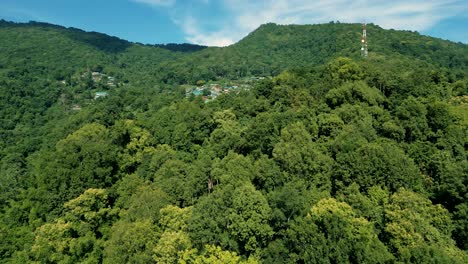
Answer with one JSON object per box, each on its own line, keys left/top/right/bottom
{"left": 159, "top": 205, "right": 192, "bottom": 232}
{"left": 63, "top": 188, "right": 117, "bottom": 231}
{"left": 286, "top": 198, "right": 393, "bottom": 264}
{"left": 211, "top": 152, "right": 255, "bottom": 187}
{"left": 227, "top": 183, "right": 273, "bottom": 253}
{"left": 380, "top": 120, "right": 405, "bottom": 141}
{"left": 326, "top": 81, "right": 384, "bottom": 108}
{"left": 153, "top": 231, "right": 193, "bottom": 264}
{"left": 452, "top": 79, "right": 468, "bottom": 96}
{"left": 334, "top": 140, "right": 423, "bottom": 192}
{"left": 185, "top": 245, "right": 259, "bottom": 264}
{"left": 205, "top": 110, "right": 245, "bottom": 158}
{"left": 273, "top": 122, "right": 333, "bottom": 191}
{"left": 153, "top": 206, "right": 193, "bottom": 264}
{"left": 384, "top": 189, "right": 467, "bottom": 263}
{"left": 190, "top": 181, "right": 272, "bottom": 255}
{"left": 123, "top": 184, "right": 172, "bottom": 223}
{"left": 105, "top": 178, "right": 171, "bottom": 263}
{"left": 153, "top": 159, "right": 194, "bottom": 207}
{"left": 326, "top": 57, "right": 364, "bottom": 87}
{"left": 112, "top": 119, "right": 157, "bottom": 174}
{"left": 31, "top": 220, "right": 76, "bottom": 263}
{"left": 31, "top": 189, "right": 118, "bottom": 263}
{"left": 104, "top": 219, "right": 158, "bottom": 264}
{"left": 32, "top": 123, "right": 118, "bottom": 217}
{"left": 385, "top": 190, "right": 453, "bottom": 245}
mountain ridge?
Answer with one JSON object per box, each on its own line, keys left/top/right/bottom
{"left": 2, "top": 19, "right": 467, "bottom": 85}
{"left": 0, "top": 18, "right": 467, "bottom": 263}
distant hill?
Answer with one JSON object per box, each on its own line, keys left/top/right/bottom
{"left": 154, "top": 22, "right": 468, "bottom": 82}
{"left": 236, "top": 22, "right": 468, "bottom": 68}
{"left": 1, "top": 19, "right": 467, "bottom": 84}
{"left": 1, "top": 19, "right": 467, "bottom": 151}
{"left": 0, "top": 20, "right": 205, "bottom": 82}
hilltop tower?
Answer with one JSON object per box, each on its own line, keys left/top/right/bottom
{"left": 361, "top": 22, "right": 368, "bottom": 57}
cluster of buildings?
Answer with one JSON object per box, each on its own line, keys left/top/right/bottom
{"left": 80, "top": 71, "right": 115, "bottom": 100}
{"left": 90, "top": 72, "right": 116, "bottom": 87}
{"left": 186, "top": 83, "right": 247, "bottom": 102}
{"left": 94, "top": 91, "right": 109, "bottom": 99}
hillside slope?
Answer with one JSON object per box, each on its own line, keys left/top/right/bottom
{"left": 155, "top": 22, "right": 468, "bottom": 82}
{"left": 0, "top": 19, "right": 467, "bottom": 263}
{"left": 1, "top": 20, "right": 467, "bottom": 83}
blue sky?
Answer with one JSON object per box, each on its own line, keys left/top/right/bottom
{"left": 1, "top": 0, "right": 467, "bottom": 46}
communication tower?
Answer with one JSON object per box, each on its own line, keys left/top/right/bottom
{"left": 361, "top": 22, "right": 368, "bottom": 57}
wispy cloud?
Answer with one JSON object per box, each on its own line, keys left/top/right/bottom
{"left": 223, "top": 0, "right": 465, "bottom": 32}
{"left": 175, "top": 16, "right": 234, "bottom": 46}
{"left": 134, "top": 0, "right": 468, "bottom": 46}
{"left": 132, "top": 0, "right": 176, "bottom": 7}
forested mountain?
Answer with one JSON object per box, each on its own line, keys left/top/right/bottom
{"left": 0, "top": 19, "right": 467, "bottom": 263}
{"left": 153, "top": 22, "right": 468, "bottom": 82}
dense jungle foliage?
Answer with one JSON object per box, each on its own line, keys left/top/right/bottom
{"left": 0, "top": 19, "right": 467, "bottom": 263}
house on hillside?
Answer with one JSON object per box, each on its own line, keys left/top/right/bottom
{"left": 94, "top": 91, "right": 108, "bottom": 99}
{"left": 91, "top": 72, "right": 103, "bottom": 82}
{"left": 71, "top": 104, "right": 82, "bottom": 111}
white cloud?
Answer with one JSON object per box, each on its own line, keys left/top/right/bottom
{"left": 223, "top": 0, "right": 464, "bottom": 31}
{"left": 132, "top": 0, "right": 175, "bottom": 7}
{"left": 174, "top": 16, "right": 235, "bottom": 46}
{"left": 136, "top": 0, "right": 468, "bottom": 46}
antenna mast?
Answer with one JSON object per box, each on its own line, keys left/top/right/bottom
{"left": 361, "top": 22, "right": 368, "bottom": 57}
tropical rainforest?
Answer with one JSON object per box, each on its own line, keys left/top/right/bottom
{"left": 0, "top": 19, "right": 467, "bottom": 263}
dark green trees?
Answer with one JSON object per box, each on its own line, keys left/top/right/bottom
{"left": 31, "top": 123, "right": 118, "bottom": 218}
{"left": 1, "top": 20, "right": 467, "bottom": 263}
